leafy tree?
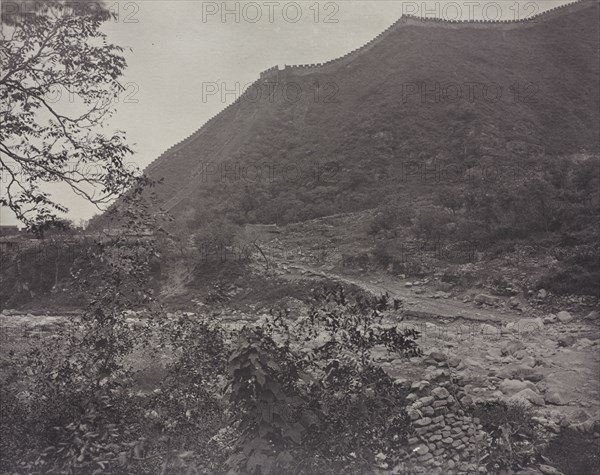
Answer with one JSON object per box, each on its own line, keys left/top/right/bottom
{"left": 0, "top": 0, "right": 137, "bottom": 228}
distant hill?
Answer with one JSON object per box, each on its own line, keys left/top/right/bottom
{"left": 96, "top": 0, "right": 599, "bottom": 230}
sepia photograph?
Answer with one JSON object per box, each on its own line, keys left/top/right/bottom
{"left": 0, "top": 0, "right": 599, "bottom": 473}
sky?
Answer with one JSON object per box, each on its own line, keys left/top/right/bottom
{"left": 1, "top": 0, "right": 572, "bottom": 227}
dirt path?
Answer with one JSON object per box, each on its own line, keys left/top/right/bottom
{"left": 270, "top": 259, "right": 524, "bottom": 324}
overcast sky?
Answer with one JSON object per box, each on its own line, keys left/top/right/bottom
{"left": 1, "top": 0, "right": 571, "bottom": 227}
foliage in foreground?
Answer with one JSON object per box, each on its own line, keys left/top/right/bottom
{"left": 0, "top": 262, "right": 421, "bottom": 475}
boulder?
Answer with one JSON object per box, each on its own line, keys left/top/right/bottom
{"left": 557, "top": 311, "right": 573, "bottom": 323}
{"left": 558, "top": 335, "right": 576, "bottom": 347}
{"left": 496, "top": 365, "right": 544, "bottom": 382}
{"left": 521, "top": 356, "right": 537, "bottom": 368}
{"left": 513, "top": 366, "right": 544, "bottom": 382}
{"left": 429, "top": 351, "right": 447, "bottom": 362}
{"left": 545, "top": 392, "right": 567, "bottom": 406}
{"left": 448, "top": 356, "right": 461, "bottom": 368}
{"left": 500, "top": 379, "right": 537, "bottom": 396}
{"left": 510, "top": 388, "right": 545, "bottom": 406}
{"left": 537, "top": 289, "right": 548, "bottom": 299}
{"left": 576, "top": 338, "right": 593, "bottom": 348}
{"left": 501, "top": 340, "right": 526, "bottom": 357}
{"left": 585, "top": 310, "right": 599, "bottom": 320}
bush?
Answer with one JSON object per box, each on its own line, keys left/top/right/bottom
{"left": 471, "top": 400, "right": 538, "bottom": 473}
{"left": 414, "top": 207, "right": 453, "bottom": 240}
{"left": 537, "top": 254, "right": 600, "bottom": 296}
{"left": 545, "top": 427, "right": 600, "bottom": 475}
{"left": 226, "top": 286, "right": 421, "bottom": 474}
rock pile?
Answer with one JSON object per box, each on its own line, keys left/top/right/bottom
{"left": 404, "top": 378, "right": 489, "bottom": 473}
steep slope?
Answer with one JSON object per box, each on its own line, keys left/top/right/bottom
{"left": 113, "top": 0, "right": 600, "bottom": 229}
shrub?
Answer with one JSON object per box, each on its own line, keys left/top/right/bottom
{"left": 226, "top": 286, "right": 421, "bottom": 474}
{"left": 471, "top": 400, "right": 538, "bottom": 473}
{"left": 545, "top": 427, "right": 600, "bottom": 475}
{"left": 537, "top": 253, "right": 600, "bottom": 296}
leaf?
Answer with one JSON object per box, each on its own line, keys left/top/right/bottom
{"left": 266, "top": 359, "right": 281, "bottom": 371}
{"left": 285, "top": 423, "right": 305, "bottom": 444}
{"left": 275, "top": 450, "right": 294, "bottom": 466}
{"left": 254, "top": 369, "right": 266, "bottom": 386}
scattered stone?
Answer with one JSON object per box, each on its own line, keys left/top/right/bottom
{"left": 557, "top": 311, "right": 573, "bottom": 323}
{"left": 498, "top": 365, "right": 544, "bottom": 382}
{"left": 510, "top": 388, "right": 545, "bottom": 406}
{"left": 585, "top": 310, "right": 599, "bottom": 321}
{"left": 521, "top": 356, "right": 537, "bottom": 368}
{"left": 544, "top": 314, "right": 558, "bottom": 324}
{"left": 513, "top": 366, "right": 544, "bottom": 382}
{"left": 433, "top": 291, "right": 451, "bottom": 299}
{"left": 448, "top": 356, "right": 461, "bottom": 367}
{"left": 474, "top": 294, "right": 500, "bottom": 306}
{"left": 558, "top": 335, "right": 576, "bottom": 347}
{"left": 429, "top": 351, "right": 447, "bottom": 362}
{"left": 545, "top": 392, "right": 567, "bottom": 406}
{"left": 500, "top": 379, "right": 536, "bottom": 396}
{"left": 501, "top": 340, "right": 526, "bottom": 356}
{"left": 537, "top": 289, "right": 547, "bottom": 299}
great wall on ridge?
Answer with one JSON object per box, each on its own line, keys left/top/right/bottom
{"left": 144, "top": 0, "right": 595, "bottom": 196}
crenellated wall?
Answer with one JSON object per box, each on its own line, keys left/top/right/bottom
{"left": 256, "top": 0, "right": 594, "bottom": 79}
{"left": 145, "top": 76, "right": 262, "bottom": 176}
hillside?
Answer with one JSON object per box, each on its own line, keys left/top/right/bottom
{"left": 100, "top": 0, "right": 599, "bottom": 229}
